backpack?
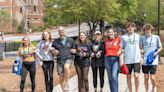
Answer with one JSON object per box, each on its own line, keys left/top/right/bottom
{"left": 12, "top": 57, "right": 22, "bottom": 76}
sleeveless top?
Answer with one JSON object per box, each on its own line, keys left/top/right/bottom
{"left": 19, "top": 46, "right": 35, "bottom": 62}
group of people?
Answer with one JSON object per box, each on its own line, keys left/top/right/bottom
{"left": 17, "top": 22, "right": 162, "bottom": 92}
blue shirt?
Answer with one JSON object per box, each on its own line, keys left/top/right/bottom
{"left": 120, "top": 33, "right": 141, "bottom": 64}
{"left": 140, "top": 35, "right": 162, "bottom": 65}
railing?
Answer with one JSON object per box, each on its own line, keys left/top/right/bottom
{"left": 0, "top": 36, "right": 78, "bottom": 52}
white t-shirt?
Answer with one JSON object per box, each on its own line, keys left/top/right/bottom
{"left": 120, "top": 33, "right": 141, "bottom": 64}
{"left": 140, "top": 35, "right": 162, "bottom": 65}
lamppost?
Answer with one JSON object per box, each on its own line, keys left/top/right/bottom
{"left": 143, "top": 11, "right": 146, "bottom": 25}
{"left": 157, "top": 0, "right": 160, "bottom": 36}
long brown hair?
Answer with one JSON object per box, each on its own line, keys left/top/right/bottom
{"left": 106, "top": 27, "right": 118, "bottom": 40}
{"left": 41, "top": 29, "right": 52, "bottom": 41}
{"left": 76, "top": 32, "right": 90, "bottom": 45}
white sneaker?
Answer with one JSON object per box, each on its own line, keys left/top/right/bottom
{"left": 64, "top": 84, "right": 69, "bottom": 91}
{"left": 152, "top": 87, "right": 157, "bottom": 92}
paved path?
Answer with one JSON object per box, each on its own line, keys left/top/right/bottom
{"left": 53, "top": 67, "right": 152, "bottom": 92}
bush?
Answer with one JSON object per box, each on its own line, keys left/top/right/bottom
{"left": 29, "top": 25, "right": 46, "bottom": 32}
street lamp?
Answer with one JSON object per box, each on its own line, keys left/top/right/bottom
{"left": 143, "top": 11, "right": 146, "bottom": 25}
{"left": 157, "top": 0, "right": 160, "bottom": 36}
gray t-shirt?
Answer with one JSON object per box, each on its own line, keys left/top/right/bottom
{"left": 140, "top": 35, "right": 162, "bottom": 65}
{"left": 120, "top": 33, "right": 141, "bottom": 64}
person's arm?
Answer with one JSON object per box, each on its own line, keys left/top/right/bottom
{"left": 18, "top": 48, "right": 22, "bottom": 57}
{"left": 117, "top": 37, "right": 122, "bottom": 56}
{"left": 139, "top": 36, "right": 144, "bottom": 65}
{"left": 119, "top": 36, "right": 125, "bottom": 66}
{"left": 119, "top": 53, "right": 124, "bottom": 67}
{"left": 51, "top": 40, "right": 59, "bottom": 56}
{"left": 70, "top": 38, "right": 76, "bottom": 54}
{"left": 154, "top": 36, "right": 163, "bottom": 56}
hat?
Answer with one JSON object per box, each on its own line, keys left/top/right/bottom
{"left": 58, "top": 26, "right": 64, "bottom": 31}
{"left": 94, "top": 31, "right": 101, "bottom": 35}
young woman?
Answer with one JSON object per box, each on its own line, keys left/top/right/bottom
{"left": 36, "top": 29, "right": 55, "bottom": 92}
{"left": 140, "top": 24, "right": 162, "bottom": 92}
{"left": 91, "top": 31, "right": 105, "bottom": 92}
{"left": 18, "top": 37, "right": 36, "bottom": 92}
{"left": 74, "top": 32, "right": 91, "bottom": 92}
{"left": 105, "top": 28, "right": 121, "bottom": 92}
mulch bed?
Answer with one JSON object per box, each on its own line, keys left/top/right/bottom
{"left": 156, "top": 57, "right": 164, "bottom": 92}
{"left": 0, "top": 58, "right": 76, "bottom": 92}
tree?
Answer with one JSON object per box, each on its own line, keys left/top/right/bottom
{"left": 0, "top": 10, "right": 10, "bottom": 33}
{"left": 44, "top": 0, "right": 138, "bottom": 36}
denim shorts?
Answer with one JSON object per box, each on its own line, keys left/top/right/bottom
{"left": 57, "top": 59, "right": 73, "bottom": 75}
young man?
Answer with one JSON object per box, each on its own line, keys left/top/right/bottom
{"left": 120, "top": 22, "right": 141, "bottom": 92}
{"left": 52, "top": 27, "right": 76, "bottom": 92}
{"left": 140, "top": 24, "right": 162, "bottom": 92}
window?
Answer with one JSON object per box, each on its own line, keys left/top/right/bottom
{"left": 33, "top": 0, "right": 38, "bottom": 14}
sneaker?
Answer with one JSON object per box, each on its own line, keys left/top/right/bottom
{"left": 152, "top": 87, "right": 157, "bottom": 92}
{"left": 64, "top": 84, "right": 69, "bottom": 91}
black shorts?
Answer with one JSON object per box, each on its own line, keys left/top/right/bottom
{"left": 126, "top": 63, "right": 141, "bottom": 74}
{"left": 142, "top": 65, "right": 157, "bottom": 74}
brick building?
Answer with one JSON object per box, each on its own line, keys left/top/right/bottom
{"left": 0, "top": 0, "right": 43, "bottom": 33}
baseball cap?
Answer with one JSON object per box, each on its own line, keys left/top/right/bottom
{"left": 94, "top": 31, "right": 101, "bottom": 35}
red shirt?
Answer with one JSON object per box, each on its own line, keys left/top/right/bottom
{"left": 105, "top": 37, "right": 121, "bottom": 56}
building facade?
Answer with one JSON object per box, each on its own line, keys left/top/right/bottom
{"left": 0, "top": 0, "right": 43, "bottom": 33}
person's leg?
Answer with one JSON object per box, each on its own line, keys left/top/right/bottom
{"left": 82, "top": 67, "right": 89, "bottom": 92}
{"left": 57, "top": 62, "right": 65, "bottom": 91}
{"left": 144, "top": 74, "right": 149, "bottom": 92}
{"left": 42, "top": 62, "right": 50, "bottom": 92}
{"left": 75, "top": 65, "right": 84, "bottom": 92}
{"left": 150, "top": 74, "right": 156, "bottom": 92}
{"left": 20, "top": 63, "right": 28, "bottom": 92}
{"left": 49, "top": 61, "right": 54, "bottom": 92}
{"left": 91, "top": 66, "right": 98, "bottom": 92}
{"left": 63, "top": 60, "right": 72, "bottom": 90}
{"left": 104, "top": 56, "right": 113, "bottom": 92}
{"left": 99, "top": 67, "right": 105, "bottom": 92}
{"left": 134, "top": 72, "right": 140, "bottom": 92}
{"left": 142, "top": 65, "right": 149, "bottom": 92}
{"left": 126, "top": 64, "right": 133, "bottom": 92}
{"left": 134, "top": 63, "right": 141, "bottom": 92}
{"left": 150, "top": 65, "right": 157, "bottom": 92}
{"left": 29, "top": 62, "right": 36, "bottom": 92}
{"left": 111, "top": 58, "right": 119, "bottom": 92}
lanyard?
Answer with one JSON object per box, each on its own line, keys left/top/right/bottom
{"left": 144, "top": 35, "right": 152, "bottom": 48}
{"left": 22, "top": 47, "right": 30, "bottom": 55}
{"left": 128, "top": 33, "right": 135, "bottom": 44}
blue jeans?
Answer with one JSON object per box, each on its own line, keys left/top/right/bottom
{"left": 105, "top": 56, "right": 119, "bottom": 92}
